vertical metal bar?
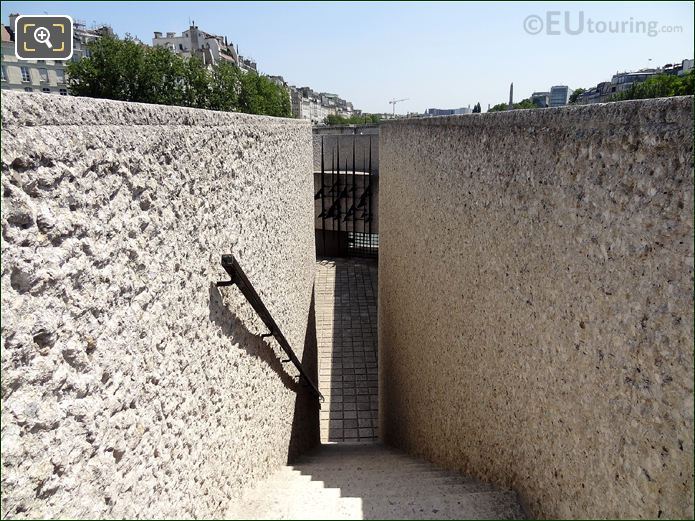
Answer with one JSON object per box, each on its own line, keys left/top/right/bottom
{"left": 321, "top": 136, "right": 326, "bottom": 256}
{"left": 360, "top": 146, "right": 367, "bottom": 237}
{"left": 344, "top": 157, "right": 349, "bottom": 256}
{"left": 368, "top": 135, "right": 373, "bottom": 240}
{"left": 336, "top": 136, "right": 341, "bottom": 244}
{"left": 331, "top": 142, "right": 338, "bottom": 232}
{"left": 352, "top": 136, "right": 356, "bottom": 256}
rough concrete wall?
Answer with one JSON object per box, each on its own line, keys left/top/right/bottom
{"left": 378, "top": 97, "right": 694, "bottom": 519}
{"left": 1, "top": 92, "right": 319, "bottom": 518}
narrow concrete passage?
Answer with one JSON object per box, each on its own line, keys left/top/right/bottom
{"left": 226, "top": 258, "right": 526, "bottom": 519}
{"left": 315, "top": 259, "right": 378, "bottom": 442}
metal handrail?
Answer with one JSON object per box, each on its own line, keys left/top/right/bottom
{"left": 216, "top": 254, "right": 324, "bottom": 402}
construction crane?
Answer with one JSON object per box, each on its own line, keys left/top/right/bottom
{"left": 389, "top": 98, "right": 409, "bottom": 116}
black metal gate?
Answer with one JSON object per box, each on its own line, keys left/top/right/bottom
{"left": 315, "top": 135, "right": 378, "bottom": 258}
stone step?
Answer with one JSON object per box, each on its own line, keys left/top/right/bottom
{"left": 228, "top": 495, "right": 362, "bottom": 520}
{"left": 293, "top": 461, "right": 435, "bottom": 469}
{"left": 292, "top": 461, "right": 474, "bottom": 477}
{"left": 284, "top": 474, "right": 498, "bottom": 496}
{"left": 231, "top": 491, "right": 522, "bottom": 520}
{"left": 290, "top": 467, "right": 480, "bottom": 485}
{"left": 242, "top": 473, "right": 341, "bottom": 500}
{"left": 356, "top": 491, "right": 524, "bottom": 520}
{"left": 229, "top": 444, "right": 525, "bottom": 520}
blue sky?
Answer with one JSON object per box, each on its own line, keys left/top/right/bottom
{"left": 1, "top": 1, "right": 693, "bottom": 113}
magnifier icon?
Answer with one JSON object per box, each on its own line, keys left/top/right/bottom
{"left": 34, "top": 26, "right": 53, "bottom": 49}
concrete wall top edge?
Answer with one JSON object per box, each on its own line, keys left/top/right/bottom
{"left": 313, "top": 124, "right": 380, "bottom": 132}
{"left": 381, "top": 96, "right": 694, "bottom": 128}
{"left": 1, "top": 91, "right": 311, "bottom": 127}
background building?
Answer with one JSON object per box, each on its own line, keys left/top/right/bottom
{"left": 289, "top": 85, "right": 356, "bottom": 123}
{"left": 1, "top": 13, "right": 110, "bottom": 95}
{"left": 579, "top": 81, "right": 613, "bottom": 104}
{"left": 530, "top": 91, "right": 550, "bottom": 108}
{"left": 578, "top": 58, "right": 694, "bottom": 104}
{"left": 152, "top": 22, "right": 256, "bottom": 71}
{"left": 1, "top": 13, "right": 362, "bottom": 121}
{"left": 549, "top": 85, "right": 573, "bottom": 107}
{"left": 424, "top": 107, "right": 472, "bottom": 116}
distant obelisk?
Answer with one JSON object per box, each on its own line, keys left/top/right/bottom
{"left": 508, "top": 82, "right": 514, "bottom": 109}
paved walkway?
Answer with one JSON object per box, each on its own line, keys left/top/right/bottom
{"left": 315, "top": 258, "right": 378, "bottom": 442}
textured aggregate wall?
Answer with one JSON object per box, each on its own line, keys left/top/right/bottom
{"left": 1, "top": 92, "right": 319, "bottom": 518}
{"left": 378, "top": 97, "right": 694, "bottom": 519}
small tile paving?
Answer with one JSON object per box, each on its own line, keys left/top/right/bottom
{"left": 315, "top": 258, "right": 378, "bottom": 442}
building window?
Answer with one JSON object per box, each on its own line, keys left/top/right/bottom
{"left": 1, "top": 65, "right": 7, "bottom": 81}
{"left": 20, "top": 66, "right": 31, "bottom": 82}
{"left": 39, "top": 68, "right": 48, "bottom": 82}
{"left": 42, "top": 87, "right": 51, "bottom": 93}
{"left": 56, "top": 69, "right": 65, "bottom": 83}
{"left": 59, "top": 88, "right": 68, "bottom": 96}
{"left": 24, "top": 87, "right": 33, "bottom": 92}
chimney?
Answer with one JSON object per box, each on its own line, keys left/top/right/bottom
{"left": 9, "top": 13, "right": 19, "bottom": 32}
{"left": 153, "top": 31, "right": 162, "bottom": 38}
{"left": 189, "top": 25, "right": 199, "bottom": 50}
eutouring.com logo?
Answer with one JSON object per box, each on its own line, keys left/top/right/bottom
{"left": 523, "top": 11, "right": 683, "bottom": 37}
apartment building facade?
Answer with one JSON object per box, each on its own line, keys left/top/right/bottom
{"left": 1, "top": 13, "right": 111, "bottom": 95}
{"left": 290, "top": 86, "right": 355, "bottom": 123}
{"left": 152, "top": 23, "right": 256, "bottom": 72}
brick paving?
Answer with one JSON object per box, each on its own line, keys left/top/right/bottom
{"left": 315, "top": 258, "right": 378, "bottom": 442}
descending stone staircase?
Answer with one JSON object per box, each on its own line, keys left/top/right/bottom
{"left": 227, "top": 443, "right": 525, "bottom": 520}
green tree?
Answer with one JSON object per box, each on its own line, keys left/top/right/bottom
{"left": 514, "top": 98, "right": 536, "bottom": 109}
{"left": 140, "top": 45, "right": 187, "bottom": 106}
{"left": 66, "top": 35, "right": 146, "bottom": 101}
{"left": 238, "top": 72, "right": 291, "bottom": 117}
{"left": 67, "top": 35, "right": 292, "bottom": 117}
{"left": 569, "top": 88, "right": 586, "bottom": 103}
{"left": 611, "top": 70, "right": 694, "bottom": 101}
{"left": 208, "top": 62, "right": 242, "bottom": 111}
{"left": 488, "top": 99, "right": 536, "bottom": 112}
{"left": 180, "top": 56, "right": 211, "bottom": 109}
{"left": 324, "top": 113, "right": 381, "bottom": 125}
{"left": 472, "top": 102, "right": 481, "bottom": 113}
{"left": 238, "top": 71, "right": 263, "bottom": 114}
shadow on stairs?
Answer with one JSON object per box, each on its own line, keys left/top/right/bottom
{"left": 227, "top": 442, "right": 525, "bottom": 519}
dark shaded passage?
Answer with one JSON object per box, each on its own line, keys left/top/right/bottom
{"left": 315, "top": 259, "right": 378, "bottom": 442}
